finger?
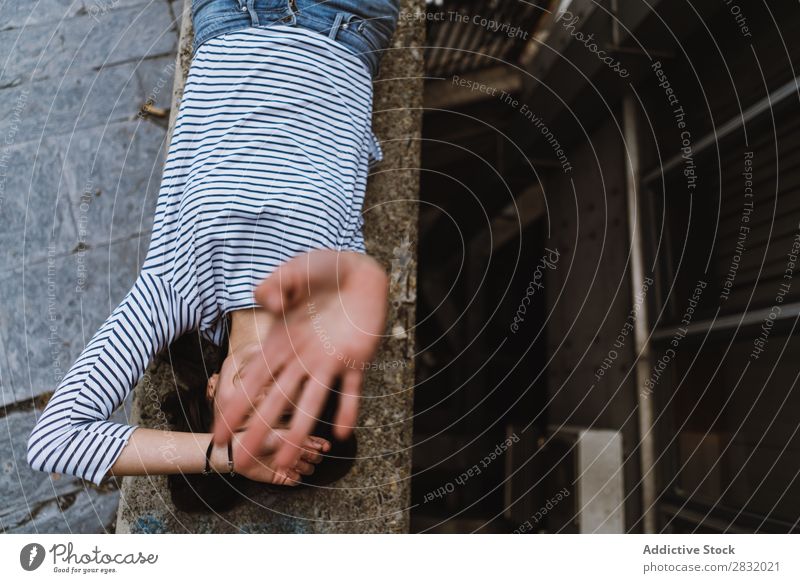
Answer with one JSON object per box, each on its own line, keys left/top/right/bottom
{"left": 212, "top": 348, "right": 278, "bottom": 445}
{"left": 307, "top": 436, "right": 329, "bottom": 450}
{"left": 276, "top": 469, "right": 301, "bottom": 487}
{"left": 213, "top": 323, "right": 300, "bottom": 444}
{"left": 300, "top": 448, "right": 323, "bottom": 464}
{"left": 275, "top": 368, "right": 335, "bottom": 468}
{"left": 300, "top": 438, "right": 326, "bottom": 463}
{"left": 308, "top": 435, "right": 332, "bottom": 452}
{"left": 255, "top": 250, "right": 352, "bottom": 313}
{"left": 300, "top": 434, "right": 325, "bottom": 457}
{"left": 255, "top": 256, "right": 307, "bottom": 313}
{"left": 334, "top": 368, "right": 363, "bottom": 440}
{"left": 241, "top": 321, "right": 296, "bottom": 383}
{"left": 234, "top": 360, "right": 307, "bottom": 469}
{"left": 294, "top": 460, "right": 316, "bottom": 476}
{"left": 249, "top": 429, "right": 316, "bottom": 458}
{"left": 210, "top": 345, "right": 259, "bottom": 444}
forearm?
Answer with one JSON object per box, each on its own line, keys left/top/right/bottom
{"left": 106, "top": 427, "right": 230, "bottom": 479}
{"left": 27, "top": 273, "right": 199, "bottom": 485}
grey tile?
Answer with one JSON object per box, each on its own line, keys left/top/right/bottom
{"left": 6, "top": 487, "right": 120, "bottom": 533}
{"left": 0, "top": 121, "right": 164, "bottom": 268}
{"left": 0, "top": 236, "right": 146, "bottom": 406}
{"left": 0, "top": 0, "right": 151, "bottom": 31}
{"left": 0, "top": 125, "right": 78, "bottom": 269}
{"left": 0, "top": 409, "right": 78, "bottom": 529}
{"left": 0, "top": 0, "right": 179, "bottom": 537}
{"left": 0, "top": 407, "right": 124, "bottom": 533}
{"left": 169, "top": 0, "right": 185, "bottom": 29}
{"left": 0, "top": 2, "right": 177, "bottom": 86}
{"left": 135, "top": 55, "right": 179, "bottom": 113}
{"left": 0, "top": 63, "right": 153, "bottom": 141}
{"left": 63, "top": 122, "right": 164, "bottom": 249}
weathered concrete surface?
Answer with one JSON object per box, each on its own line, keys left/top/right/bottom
{"left": 116, "top": 0, "right": 423, "bottom": 533}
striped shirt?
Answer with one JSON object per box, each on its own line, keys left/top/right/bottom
{"left": 27, "top": 25, "right": 381, "bottom": 485}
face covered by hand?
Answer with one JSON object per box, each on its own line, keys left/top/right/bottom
{"left": 212, "top": 250, "right": 389, "bottom": 469}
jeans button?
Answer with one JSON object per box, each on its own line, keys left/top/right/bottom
{"left": 240, "top": 5, "right": 247, "bottom": 11}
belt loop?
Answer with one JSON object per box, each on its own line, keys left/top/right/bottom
{"left": 329, "top": 12, "right": 344, "bottom": 39}
{"left": 246, "top": 0, "right": 259, "bottom": 26}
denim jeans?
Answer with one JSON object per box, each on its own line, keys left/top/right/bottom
{"left": 191, "top": 0, "right": 400, "bottom": 77}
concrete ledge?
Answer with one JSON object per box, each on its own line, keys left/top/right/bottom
{"left": 116, "top": 0, "right": 423, "bottom": 534}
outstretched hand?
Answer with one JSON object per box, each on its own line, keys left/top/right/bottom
{"left": 212, "top": 250, "right": 389, "bottom": 468}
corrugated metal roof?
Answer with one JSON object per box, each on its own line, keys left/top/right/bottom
{"left": 423, "top": 0, "right": 552, "bottom": 77}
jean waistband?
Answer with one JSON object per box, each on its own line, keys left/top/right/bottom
{"left": 191, "top": 0, "right": 400, "bottom": 78}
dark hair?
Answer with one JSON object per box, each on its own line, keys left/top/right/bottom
{"left": 159, "top": 314, "right": 358, "bottom": 511}
{"left": 161, "top": 315, "right": 246, "bottom": 513}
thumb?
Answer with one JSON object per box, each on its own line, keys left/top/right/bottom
{"left": 255, "top": 250, "right": 349, "bottom": 313}
{"left": 255, "top": 261, "right": 303, "bottom": 313}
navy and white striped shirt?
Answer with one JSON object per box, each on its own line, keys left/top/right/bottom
{"left": 27, "top": 25, "right": 381, "bottom": 485}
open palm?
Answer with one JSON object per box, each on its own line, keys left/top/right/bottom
{"left": 212, "top": 250, "right": 389, "bottom": 469}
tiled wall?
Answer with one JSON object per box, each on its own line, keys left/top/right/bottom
{"left": 0, "top": 0, "right": 179, "bottom": 533}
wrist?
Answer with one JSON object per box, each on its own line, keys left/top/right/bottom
{"left": 208, "top": 438, "right": 229, "bottom": 473}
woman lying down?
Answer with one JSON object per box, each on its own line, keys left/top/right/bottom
{"left": 27, "top": 0, "right": 399, "bottom": 510}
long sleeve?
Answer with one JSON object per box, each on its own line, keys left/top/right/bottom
{"left": 27, "top": 24, "right": 379, "bottom": 484}
{"left": 27, "top": 272, "right": 199, "bottom": 485}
